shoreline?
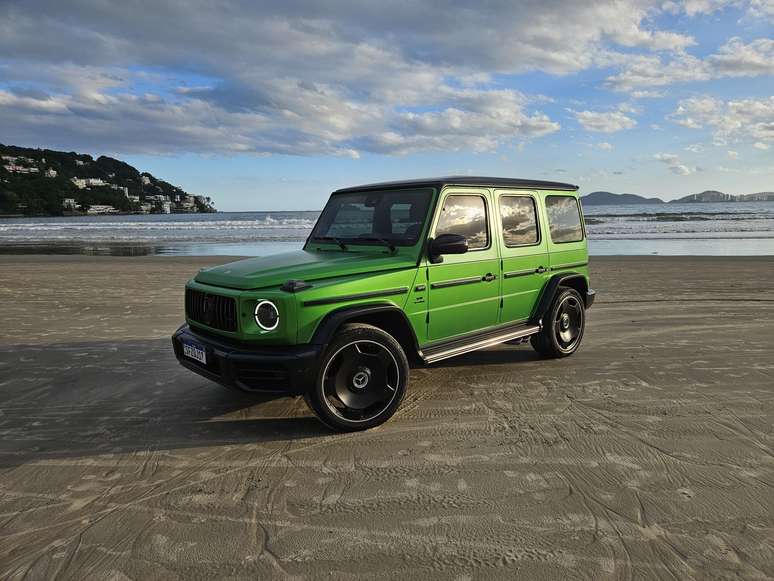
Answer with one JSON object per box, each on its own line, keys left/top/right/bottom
{"left": 1, "top": 239, "right": 773, "bottom": 257}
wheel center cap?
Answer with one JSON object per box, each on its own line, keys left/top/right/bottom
{"left": 560, "top": 313, "right": 570, "bottom": 330}
{"left": 352, "top": 368, "right": 371, "bottom": 390}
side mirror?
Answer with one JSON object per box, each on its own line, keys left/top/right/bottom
{"left": 428, "top": 233, "right": 468, "bottom": 263}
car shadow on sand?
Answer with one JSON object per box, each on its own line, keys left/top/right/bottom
{"left": 0, "top": 337, "right": 547, "bottom": 468}
{"left": 0, "top": 338, "right": 334, "bottom": 468}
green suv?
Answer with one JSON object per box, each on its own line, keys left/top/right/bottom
{"left": 173, "top": 177, "right": 594, "bottom": 431}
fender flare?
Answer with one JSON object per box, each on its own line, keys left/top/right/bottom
{"left": 529, "top": 272, "right": 588, "bottom": 326}
{"left": 309, "top": 303, "right": 420, "bottom": 352}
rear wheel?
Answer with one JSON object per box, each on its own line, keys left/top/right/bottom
{"left": 531, "top": 286, "right": 585, "bottom": 358}
{"left": 305, "top": 324, "right": 409, "bottom": 432}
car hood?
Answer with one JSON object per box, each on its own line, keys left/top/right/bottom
{"left": 194, "top": 249, "right": 416, "bottom": 290}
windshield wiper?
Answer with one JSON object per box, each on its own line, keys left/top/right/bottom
{"left": 353, "top": 236, "right": 397, "bottom": 253}
{"left": 311, "top": 236, "right": 348, "bottom": 250}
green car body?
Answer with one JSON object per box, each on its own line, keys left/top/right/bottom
{"left": 173, "top": 176, "right": 594, "bottom": 430}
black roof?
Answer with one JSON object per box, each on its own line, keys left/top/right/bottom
{"left": 334, "top": 176, "right": 578, "bottom": 193}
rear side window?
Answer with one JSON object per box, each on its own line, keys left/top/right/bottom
{"left": 546, "top": 196, "right": 584, "bottom": 243}
{"left": 499, "top": 196, "right": 539, "bottom": 246}
{"left": 435, "top": 195, "right": 489, "bottom": 250}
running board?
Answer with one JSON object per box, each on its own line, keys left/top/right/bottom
{"left": 420, "top": 324, "right": 541, "bottom": 364}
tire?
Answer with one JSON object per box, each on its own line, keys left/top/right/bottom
{"left": 304, "top": 323, "right": 409, "bottom": 432}
{"left": 531, "top": 286, "right": 585, "bottom": 358}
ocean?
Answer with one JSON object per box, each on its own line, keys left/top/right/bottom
{"left": 1, "top": 202, "right": 773, "bottom": 256}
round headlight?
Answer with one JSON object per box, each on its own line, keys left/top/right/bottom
{"left": 254, "top": 300, "right": 279, "bottom": 331}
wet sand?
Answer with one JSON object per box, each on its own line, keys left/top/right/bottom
{"left": 1, "top": 255, "right": 773, "bottom": 580}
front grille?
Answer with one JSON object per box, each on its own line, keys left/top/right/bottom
{"left": 185, "top": 288, "right": 237, "bottom": 332}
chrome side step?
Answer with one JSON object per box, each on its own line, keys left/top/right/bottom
{"left": 420, "top": 324, "right": 541, "bottom": 364}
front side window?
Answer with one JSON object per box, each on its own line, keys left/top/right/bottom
{"left": 546, "top": 196, "right": 584, "bottom": 243}
{"left": 500, "top": 196, "right": 539, "bottom": 246}
{"left": 435, "top": 195, "right": 489, "bottom": 250}
{"left": 309, "top": 189, "right": 432, "bottom": 246}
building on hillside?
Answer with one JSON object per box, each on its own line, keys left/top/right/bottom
{"left": 141, "top": 175, "right": 151, "bottom": 185}
{"left": 45, "top": 168, "right": 57, "bottom": 178}
{"left": 145, "top": 194, "right": 169, "bottom": 202}
{"left": 127, "top": 194, "right": 141, "bottom": 203}
{"left": 71, "top": 177, "right": 107, "bottom": 189}
{"left": 4, "top": 164, "right": 39, "bottom": 174}
{"left": 62, "top": 198, "right": 78, "bottom": 210}
{"left": 86, "top": 205, "right": 118, "bottom": 215}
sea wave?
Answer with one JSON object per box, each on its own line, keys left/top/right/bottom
{"left": 0, "top": 218, "right": 317, "bottom": 232}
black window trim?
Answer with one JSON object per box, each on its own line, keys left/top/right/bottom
{"left": 498, "top": 193, "right": 542, "bottom": 249}
{"left": 433, "top": 192, "right": 491, "bottom": 253}
{"left": 545, "top": 194, "right": 585, "bottom": 245}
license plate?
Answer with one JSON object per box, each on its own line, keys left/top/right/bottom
{"left": 182, "top": 341, "right": 207, "bottom": 364}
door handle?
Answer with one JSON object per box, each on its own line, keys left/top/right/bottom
{"left": 482, "top": 273, "right": 497, "bottom": 282}
{"left": 536, "top": 266, "right": 547, "bottom": 274}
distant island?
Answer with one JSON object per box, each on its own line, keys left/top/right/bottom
{"left": 581, "top": 191, "right": 663, "bottom": 205}
{"left": 0, "top": 144, "right": 216, "bottom": 217}
{"left": 582, "top": 190, "right": 774, "bottom": 206}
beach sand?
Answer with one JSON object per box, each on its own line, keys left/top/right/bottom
{"left": 1, "top": 255, "right": 773, "bottom": 579}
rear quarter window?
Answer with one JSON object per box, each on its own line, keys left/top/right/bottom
{"left": 500, "top": 195, "right": 539, "bottom": 246}
{"left": 546, "top": 196, "right": 584, "bottom": 243}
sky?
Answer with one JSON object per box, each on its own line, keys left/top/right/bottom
{"left": 0, "top": 1, "right": 772, "bottom": 210}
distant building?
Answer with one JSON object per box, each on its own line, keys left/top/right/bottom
{"left": 145, "top": 194, "right": 169, "bottom": 202}
{"left": 141, "top": 175, "right": 151, "bottom": 185}
{"left": 86, "top": 204, "right": 118, "bottom": 215}
{"left": 140, "top": 203, "right": 153, "bottom": 214}
{"left": 62, "top": 198, "right": 77, "bottom": 210}
{"left": 71, "top": 177, "right": 107, "bottom": 189}
{"left": 4, "top": 164, "right": 39, "bottom": 174}
{"left": 161, "top": 201, "right": 172, "bottom": 214}
{"left": 45, "top": 168, "right": 57, "bottom": 178}
{"left": 127, "top": 194, "right": 141, "bottom": 203}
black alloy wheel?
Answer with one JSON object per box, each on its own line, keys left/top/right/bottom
{"left": 305, "top": 323, "right": 409, "bottom": 431}
{"left": 531, "top": 286, "right": 586, "bottom": 358}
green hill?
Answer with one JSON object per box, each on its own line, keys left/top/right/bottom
{"left": 0, "top": 144, "right": 215, "bottom": 216}
{"left": 581, "top": 191, "right": 664, "bottom": 205}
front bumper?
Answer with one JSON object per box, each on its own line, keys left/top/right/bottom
{"left": 172, "top": 324, "right": 321, "bottom": 394}
{"left": 586, "top": 289, "right": 596, "bottom": 308}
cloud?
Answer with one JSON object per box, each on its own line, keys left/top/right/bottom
{"left": 654, "top": 152, "right": 698, "bottom": 175}
{"left": 709, "top": 38, "right": 774, "bottom": 76}
{"left": 597, "top": 142, "right": 614, "bottom": 150}
{"left": 753, "top": 141, "right": 770, "bottom": 150}
{"left": 0, "top": 0, "right": 699, "bottom": 156}
{"left": 572, "top": 105, "right": 638, "bottom": 133}
{"left": 669, "top": 96, "right": 774, "bottom": 144}
{"left": 606, "top": 37, "right": 774, "bottom": 92}
{"left": 663, "top": 0, "right": 774, "bottom": 20}
{"left": 727, "top": 150, "right": 739, "bottom": 159}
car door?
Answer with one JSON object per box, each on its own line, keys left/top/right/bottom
{"left": 426, "top": 189, "right": 500, "bottom": 341}
{"left": 495, "top": 190, "right": 550, "bottom": 323}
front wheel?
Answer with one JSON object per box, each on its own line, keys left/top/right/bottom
{"left": 531, "top": 286, "right": 585, "bottom": 358}
{"left": 304, "top": 324, "right": 409, "bottom": 432}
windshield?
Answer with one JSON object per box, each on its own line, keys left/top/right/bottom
{"left": 308, "top": 189, "right": 433, "bottom": 247}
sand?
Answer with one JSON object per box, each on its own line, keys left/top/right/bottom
{"left": 1, "top": 255, "right": 773, "bottom": 580}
